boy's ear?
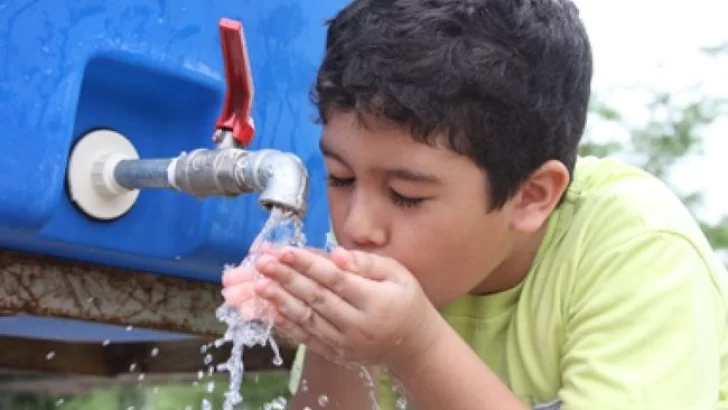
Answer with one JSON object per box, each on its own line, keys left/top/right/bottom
{"left": 510, "top": 160, "right": 570, "bottom": 233}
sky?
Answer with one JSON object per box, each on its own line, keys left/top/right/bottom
{"left": 574, "top": 0, "right": 728, "bottom": 223}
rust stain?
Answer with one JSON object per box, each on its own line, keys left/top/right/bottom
{"left": 0, "top": 249, "right": 227, "bottom": 337}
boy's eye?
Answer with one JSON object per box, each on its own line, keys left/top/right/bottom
{"left": 327, "top": 175, "right": 427, "bottom": 208}
{"left": 327, "top": 175, "right": 354, "bottom": 188}
{"left": 389, "top": 190, "right": 426, "bottom": 208}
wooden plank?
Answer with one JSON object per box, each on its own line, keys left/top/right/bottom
{"left": 0, "top": 249, "right": 226, "bottom": 337}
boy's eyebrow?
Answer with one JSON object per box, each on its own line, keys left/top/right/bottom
{"left": 319, "top": 140, "right": 344, "bottom": 162}
{"left": 319, "top": 140, "right": 441, "bottom": 184}
{"left": 387, "top": 168, "right": 441, "bottom": 184}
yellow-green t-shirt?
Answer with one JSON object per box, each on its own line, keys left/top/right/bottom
{"left": 291, "top": 156, "right": 728, "bottom": 409}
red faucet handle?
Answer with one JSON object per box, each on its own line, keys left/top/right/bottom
{"left": 215, "top": 18, "right": 255, "bottom": 148}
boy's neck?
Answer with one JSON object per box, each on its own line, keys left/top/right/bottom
{"left": 470, "top": 223, "right": 549, "bottom": 296}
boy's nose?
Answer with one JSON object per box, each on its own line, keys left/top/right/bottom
{"left": 341, "top": 196, "right": 387, "bottom": 250}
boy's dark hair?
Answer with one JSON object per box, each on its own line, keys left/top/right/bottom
{"left": 312, "top": 0, "right": 593, "bottom": 209}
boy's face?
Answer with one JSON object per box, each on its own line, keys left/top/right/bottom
{"left": 321, "top": 112, "right": 554, "bottom": 309}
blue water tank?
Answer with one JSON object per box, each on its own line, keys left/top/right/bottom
{"left": 0, "top": 0, "right": 340, "bottom": 282}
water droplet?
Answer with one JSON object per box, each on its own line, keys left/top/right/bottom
{"left": 317, "top": 394, "right": 329, "bottom": 407}
{"left": 42, "top": 46, "right": 49, "bottom": 53}
{"left": 197, "top": 370, "right": 204, "bottom": 380}
{"left": 126, "top": 325, "right": 133, "bottom": 331}
{"left": 263, "top": 397, "right": 287, "bottom": 410}
{"left": 129, "top": 363, "right": 137, "bottom": 372}
{"left": 392, "top": 380, "right": 408, "bottom": 409}
{"left": 150, "top": 347, "right": 159, "bottom": 357}
{"left": 174, "top": 255, "right": 181, "bottom": 260}
{"left": 270, "top": 336, "right": 283, "bottom": 366}
{"left": 207, "top": 381, "right": 215, "bottom": 393}
{"left": 157, "top": 17, "right": 165, "bottom": 24}
{"left": 46, "top": 351, "right": 55, "bottom": 360}
{"left": 102, "top": 339, "right": 111, "bottom": 346}
{"left": 300, "top": 378, "right": 308, "bottom": 392}
{"left": 137, "top": 373, "right": 145, "bottom": 382}
{"left": 87, "top": 297, "right": 96, "bottom": 303}
{"left": 55, "top": 398, "right": 64, "bottom": 407}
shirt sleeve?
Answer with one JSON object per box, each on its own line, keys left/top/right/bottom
{"left": 559, "top": 230, "right": 721, "bottom": 410}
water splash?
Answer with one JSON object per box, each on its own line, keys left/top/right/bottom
{"left": 360, "top": 366, "right": 382, "bottom": 410}
{"left": 391, "top": 375, "right": 409, "bottom": 410}
{"left": 263, "top": 396, "right": 288, "bottom": 410}
{"left": 300, "top": 378, "right": 309, "bottom": 392}
{"left": 215, "top": 207, "right": 306, "bottom": 410}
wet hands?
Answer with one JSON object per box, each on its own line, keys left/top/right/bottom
{"left": 220, "top": 261, "right": 276, "bottom": 321}
{"left": 222, "top": 245, "right": 441, "bottom": 368}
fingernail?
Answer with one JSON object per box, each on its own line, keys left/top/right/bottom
{"left": 275, "top": 316, "right": 290, "bottom": 330}
{"left": 281, "top": 250, "right": 295, "bottom": 264}
{"left": 255, "top": 256, "right": 274, "bottom": 272}
{"left": 254, "top": 277, "right": 270, "bottom": 291}
{"left": 257, "top": 254, "right": 274, "bottom": 264}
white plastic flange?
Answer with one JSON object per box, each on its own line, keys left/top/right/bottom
{"left": 67, "top": 129, "right": 140, "bottom": 221}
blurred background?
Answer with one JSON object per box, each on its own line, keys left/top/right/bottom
{"left": 1, "top": 0, "right": 727, "bottom": 409}
{"left": 579, "top": 0, "right": 728, "bottom": 258}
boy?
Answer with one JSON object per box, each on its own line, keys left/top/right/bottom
{"left": 221, "top": 0, "right": 728, "bottom": 408}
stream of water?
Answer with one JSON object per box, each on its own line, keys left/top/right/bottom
{"left": 214, "top": 206, "right": 306, "bottom": 410}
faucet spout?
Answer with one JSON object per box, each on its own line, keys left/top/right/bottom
{"left": 235, "top": 149, "right": 309, "bottom": 215}
{"left": 112, "top": 148, "right": 309, "bottom": 215}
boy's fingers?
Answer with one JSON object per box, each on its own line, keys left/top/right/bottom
{"left": 221, "top": 284, "right": 256, "bottom": 307}
{"left": 275, "top": 248, "right": 372, "bottom": 307}
{"left": 256, "top": 254, "right": 364, "bottom": 325}
{"left": 264, "top": 245, "right": 329, "bottom": 259}
{"left": 274, "top": 316, "right": 339, "bottom": 359}
{"left": 332, "top": 248, "right": 392, "bottom": 282}
{"left": 257, "top": 281, "right": 344, "bottom": 347}
{"left": 306, "top": 247, "right": 331, "bottom": 257}
{"left": 221, "top": 264, "right": 256, "bottom": 288}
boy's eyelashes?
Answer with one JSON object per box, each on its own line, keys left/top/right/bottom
{"left": 389, "top": 190, "right": 425, "bottom": 208}
{"left": 326, "top": 175, "right": 428, "bottom": 208}
{"left": 326, "top": 174, "right": 354, "bottom": 188}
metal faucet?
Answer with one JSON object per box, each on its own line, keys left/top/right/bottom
{"left": 111, "top": 148, "right": 308, "bottom": 215}
{"left": 80, "top": 19, "right": 308, "bottom": 216}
